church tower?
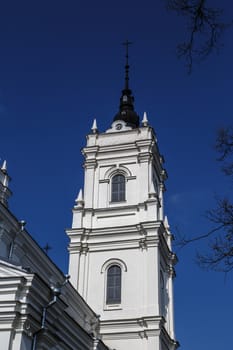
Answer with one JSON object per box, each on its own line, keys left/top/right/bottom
{"left": 67, "top": 47, "right": 179, "bottom": 350}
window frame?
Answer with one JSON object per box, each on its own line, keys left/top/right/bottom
{"left": 106, "top": 264, "right": 122, "bottom": 305}
{"left": 101, "top": 259, "right": 127, "bottom": 310}
{"left": 111, "top": 173, "right": 126, "bottom": 203}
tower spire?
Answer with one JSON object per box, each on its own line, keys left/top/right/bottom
{"left": 113, "top": 40, "right": 140, "bottom": 128}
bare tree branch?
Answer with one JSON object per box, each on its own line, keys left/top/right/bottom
{"left": 165, "top": 0, "right": 232, "bottom": 72}
{"left": 197, "top": 234, "right": 233, "bottom": 272}
{"left": 175, "top": 224, "right": 225, "bottom": 249}
{"left": 175, "top": 128, "right": 233, "bottom": 272}
{"left": 216, "top": 127, "right": 233, "bottom": 177}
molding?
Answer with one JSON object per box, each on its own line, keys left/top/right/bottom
{"left": 101, "top": 258, "right": 127, "bottom": 273}
{"left": 103, "top": 165, "right": 132, "bottom": 180}
{"left": 97, "top": 212, "right": 135, "bottom": 219}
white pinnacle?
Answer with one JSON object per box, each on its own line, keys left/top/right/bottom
{"left": 77, "top": 188, "right": 83, "bottom": 202}
{"left": 1, "top": 160, "right": 7, "bottom": 172}
{"left": 142, "top": 112, "right": 148, "bottom": 126}
{"left": 164, "top": 215, "right": 170, "bottom": 230}
{"left": 91, "top": 119, "right": 98, "bottom": 134}
{"left": 75, "top": 188, "right": 84, "bottom": 207}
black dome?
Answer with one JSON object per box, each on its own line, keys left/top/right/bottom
{"left": 113, "top": 108, "right": 139, "bottom": 128}
{"left": 113, "top": 88, "right": 140, "bottom": 128}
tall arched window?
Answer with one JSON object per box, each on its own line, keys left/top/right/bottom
{"left": 111, "top": 174, "right": 125, "bottom": 202}
{"left": 106, "top": 265, "right": 121, "bottom": 304}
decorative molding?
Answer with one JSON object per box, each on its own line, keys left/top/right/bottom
{"left": 101, "top": 258, "right": 127, "bottom": 273}
{"left": 103, "top": 165, "right": 132, "bottom": 180}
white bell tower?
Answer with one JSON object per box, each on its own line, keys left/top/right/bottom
{"left": 67, "top": 49, "right": 179, "bottom": 350}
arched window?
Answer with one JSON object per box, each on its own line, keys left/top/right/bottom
{"left": 111, "top": 174, "right": 125, "bottom": 202}
{"left": 106, "top": 265, "right": 121, "bottom": 304}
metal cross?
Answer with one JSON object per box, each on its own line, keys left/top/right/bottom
{"left": 43, "top": 243, "right": 52, "bottom": 255}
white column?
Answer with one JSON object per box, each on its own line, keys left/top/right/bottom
{"left": 78, "top": 245, "right": 89, "bottom": 298}
{"left": 68, "top": 250, "right": 80, "bottom": 289}
{"left": 167, "top": 269, "right": 175, "bottom": 339}
{"left": 159, "top": 183, "right": 164, "bottom": 220}
{"left": 84, "top": 165, "right": 96, "bottom": 208}
{"left": 138, "top": 159, "right": 150, "bottom": 203}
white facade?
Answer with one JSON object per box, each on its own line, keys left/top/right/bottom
{"left": 67, "top": 117, "right": 179, "bottom": 350}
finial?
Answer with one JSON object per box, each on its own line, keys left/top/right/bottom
{"left": 122, "top": 40, "right": 132, "bottom": 90}
{"left": 19, "top": 220, "right": 26, "bottom": 231}
{"left": 1, "top": 160, "right": 7, "bottom": 172}
{"left": 74, "top": 189, "right": 84, "bottom": 208}
{"left": 142, "top": 112, "right": 149, "bottom": 126}
{"left": 91, "top": 119, "right": 98, "bottom": 134}
{"left": 164, "top": 215, "right": 170, "bottom": 230}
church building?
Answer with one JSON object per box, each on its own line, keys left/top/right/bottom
{"left": 0, "top": 50, "right": 179, "bottom": 350}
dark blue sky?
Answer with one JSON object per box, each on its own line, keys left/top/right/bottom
{"left": 0, "top": 1, "right": 233, "bottom": 349}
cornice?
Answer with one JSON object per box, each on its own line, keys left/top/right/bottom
{"left": 80, "top": 200, "right": 159, "bottom": 217}
{"left": 68, "top": 220, "right": 163, "bottom": 236}
{"left": 100, "top": 315, "right": 165, "bottom": 340}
